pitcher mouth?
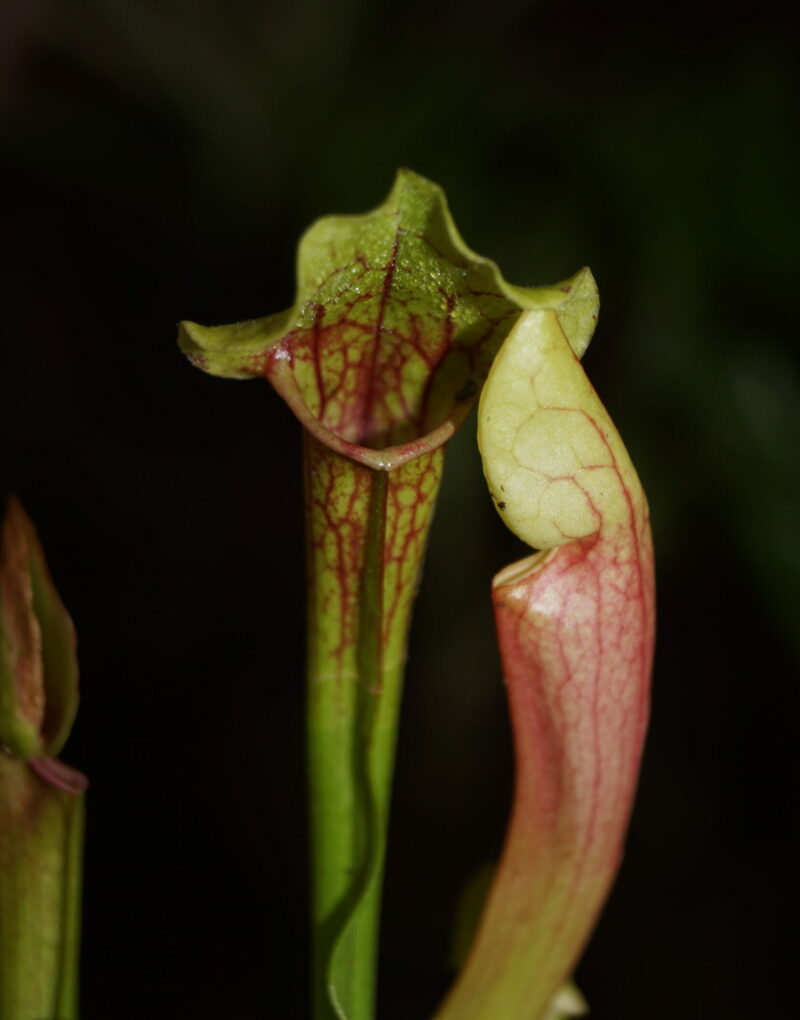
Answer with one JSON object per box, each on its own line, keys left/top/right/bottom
{"left": 492, "top": 549, "right": 553, "bottom": 590}
{"left": 264, "top": 344, "right": 473, "bottom": 470}
{"left": 178, "top": 173, "right": 599, "bottom": 473}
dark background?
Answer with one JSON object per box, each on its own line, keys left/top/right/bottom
{"left": 1, "top": 2, "right": 798, "bottom": 1017}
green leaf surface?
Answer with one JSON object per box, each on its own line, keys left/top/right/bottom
{"left": 0, "top": 752, "right": 86, "bottom": 1020}
{"left": 0, "top": 499, "right": 86, "bottom": 1019}
{"left": 179, "top": 169, "right": 598, "bottom": 467}
{"left": 179, "top": 171, "right": 599, "bottom": 1020}
{"left": 0, "top": 498, "right": 79, "bottom": 760}
{"left": 304, "top": 435, "right": 443, "bottom": 1020}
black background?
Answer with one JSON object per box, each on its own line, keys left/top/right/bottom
{"left": 1, "top": 2, "right": 798, "bottom": 1017}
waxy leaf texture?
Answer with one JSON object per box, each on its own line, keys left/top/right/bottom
{"left": 0, "top": 497, "right": 79, "bottom": 760}
{"left": 0, "top": 498, "right": 86, "bottom": 1020}
{"left": 179, "top": 169, "right": 599, "bottom": 467}
{"left": 435, "top": 309, "right": 655, "bottom": 1019}
{"left": 179, "top": 171, "right": 607, "bottom": 1020}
